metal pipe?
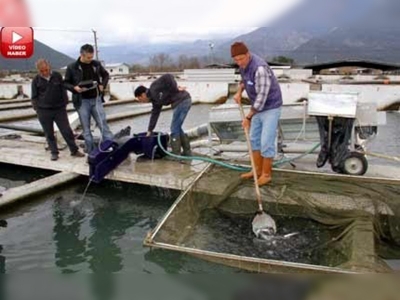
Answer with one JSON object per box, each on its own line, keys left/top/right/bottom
{"left": 146, "top": 163, "right": 212, "bottom": 242}
{"left": 184, "top": 123, "right": 209, "bottom": 140}
{"left": 327, "top": 115, "right": 333, "bottom": 150}
{"left": 0, "top": 103, "right": 33, "bottom": 111}
{"left": 0, "top": 99, "right": 31, "bottom": 105}
{"left": 92, "top": 29, "right": 99, "bottom": 61}
{"left": 0, "top": 172, "right": 80, "bottom": 208}
{"left": 0, "top": 124, "right": 43, "bottom": 134}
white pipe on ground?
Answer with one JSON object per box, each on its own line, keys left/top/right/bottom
{"left": 184, "top": 123, "right": 209, "bottom": 140}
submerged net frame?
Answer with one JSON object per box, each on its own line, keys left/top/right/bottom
{"left": 144, "top": 164, "right": 400, "bottom": 274}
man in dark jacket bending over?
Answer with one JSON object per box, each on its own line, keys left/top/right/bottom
{"left": 134, "top": 74, "right": 192, "bottom": 157}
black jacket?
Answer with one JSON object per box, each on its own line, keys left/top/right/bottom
{"left": 31, "top": 71, "right": 68, "bottom": 110}
{"left": 147, "top": 74, "right": 191, "bottom": 132}
{"left": 64, "top": 58, "right": 109, "bottom": 109}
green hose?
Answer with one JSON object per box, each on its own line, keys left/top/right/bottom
{"left": 157, "top": 133, "right": 320, "bottom": 171}
{"left": 273, "top": 143, "right": 321, "bottom": 166}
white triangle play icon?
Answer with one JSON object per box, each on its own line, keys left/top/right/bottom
{"left": 12, "top": 31, "right": 23, "bottom": 44}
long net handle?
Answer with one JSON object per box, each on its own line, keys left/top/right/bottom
{"left": 359, "top": 151, "right": 400, "bottom": 162}
{"left": 238, "top": 104, "right": 263, "bottom": 212}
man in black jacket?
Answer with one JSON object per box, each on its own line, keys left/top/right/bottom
{"left": 134, "top": 74, "right": 192, "bottom": 156}
{"left": 64, "top": 44, "right": 113, "bottom": 154}
{"left": 31, "top": 59, "right": 84, "bottom": 161}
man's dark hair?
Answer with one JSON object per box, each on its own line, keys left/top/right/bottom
{"left": 134, "top": 85, "right": 148, "bottom": 97}
{"left": 80, "top": 44, "right": 94, "bottom": 54}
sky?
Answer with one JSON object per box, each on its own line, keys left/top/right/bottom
{"left": 23, "top": 0, "right": 302, "bottom": 54}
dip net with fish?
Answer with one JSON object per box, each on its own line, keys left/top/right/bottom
{"left": 144, "top": 164, "right": 400, "bottom": 274}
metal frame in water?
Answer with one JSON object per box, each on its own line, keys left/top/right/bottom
{"left": 143, "top": 165, "right": 385, "bottom": 275}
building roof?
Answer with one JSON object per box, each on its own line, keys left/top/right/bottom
{"left": 302, "top": 60, "right": 400, "bottom": 72}
{"left": 267, "top": 61, "right": 292, "bottom": 67}
{"left": 204, "top": 60, "right": 291, "bottom": 70}
{"left": 105, "top": 63, "right": 130, "bottom": 68}
{"left": 204, "top": 63, "right": 236, "bottom": 69}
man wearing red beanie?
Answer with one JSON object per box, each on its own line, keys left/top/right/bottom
{"left": 231, "top": 42, "right": 282, "bottom": 186}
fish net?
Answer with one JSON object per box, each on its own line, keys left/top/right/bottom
{"left": 145, "top": 164, "right": 400, "bottom": 274}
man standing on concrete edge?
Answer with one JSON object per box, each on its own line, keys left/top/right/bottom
{"left": 64, "top": 44, "right": 113, "bottom": 154}
{"left": 231, "top": 42, "right": 282, "bottom": 186}
{"left": 31, "top": 59, "right": 85, "bottom": 161}
{"left": 134, "top": 74, "right": 192, "bottom": 157}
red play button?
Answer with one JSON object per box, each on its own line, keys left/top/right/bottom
{"left": 0, "top": 27, "right": 34, "bottom": 59}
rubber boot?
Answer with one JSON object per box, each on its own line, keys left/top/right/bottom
{"left": 180, "top": 133, "right": 192, "bottom": 156}
{"left": 257, "top": 157, "right": 273, "bottom": 186}
{"left": 240, "top": 150, "right": 262, "bottom": 179}
{"left": 167, "top": 136, "right": 182, "bottom": 160}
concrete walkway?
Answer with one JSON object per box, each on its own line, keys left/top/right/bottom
{"left": 0, "top": 135, "right": 207, "bottom": 191}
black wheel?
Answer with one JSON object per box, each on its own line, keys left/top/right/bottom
{"left": 341, "top": 152, "right": 368, "bottom": 176}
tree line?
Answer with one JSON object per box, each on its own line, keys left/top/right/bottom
{"left": 129, "top": 53, "right": 296, "bottom": 73}
{"left": 130, "top": 53, "right": 233, "bottom": 73}
{"left": 0, "top": 53, "right": 296, "bottom": 76}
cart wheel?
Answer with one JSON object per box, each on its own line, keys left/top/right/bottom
{"left": 341, "top": 152, "right": 368, "bottom": 176}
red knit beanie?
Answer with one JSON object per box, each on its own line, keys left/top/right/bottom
{"left": 231, "top": 42, "right": 249, "bottom": 57}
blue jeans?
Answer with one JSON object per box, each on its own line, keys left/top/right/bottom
{"left": 170, "top": 98, "right": 192, "bottom": 139}
{"left": 78, "top": 97, "right": 113, "bottom": 153}
{"left": 250, "top": 107, "right": 281, "bottom": 158}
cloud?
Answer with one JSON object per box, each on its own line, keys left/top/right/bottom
{"left": 26, "top": 0, "right": 302, "bottom": 53}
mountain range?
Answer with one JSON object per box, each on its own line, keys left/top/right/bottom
{"left": 107, "top": 0, "right": 399, "bottom": 65}
{"left": 290, "top": 0, "right": 400, "bottom": 63}
{"left": 209, "top": 0, "right": 400, "bottom": 64}
{"left": 2, "top": 0, "right": 400, "bottom": 71}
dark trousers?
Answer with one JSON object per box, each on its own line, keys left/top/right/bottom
{"left": 37, "top": 108, "right": 79, "bottom": 155}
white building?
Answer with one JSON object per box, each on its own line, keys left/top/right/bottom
{"left": 105, "top": 63, "right": 130, "bottom": 75}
